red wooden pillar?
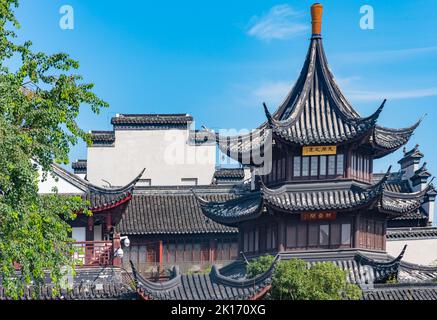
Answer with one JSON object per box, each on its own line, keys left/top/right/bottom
{"left": 157, "top": 240, "right": 163, "bottom": 271}
{"left": 86, "top": 216, "right": 94, "bottom": 241}
{"left": 105, "top": 214, "right": 112, "bottom": 233}
{"left": 209, "top": 239, "right": 216, "bottom": 263}
{"left": 113, "top": 233, "right": 121, "bottom": 267}
{"left": 354, "top": 213, "right": 360, "bottom": 249}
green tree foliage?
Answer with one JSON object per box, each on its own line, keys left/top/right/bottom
{"left": 247, "top": 255, "right": 362, "bottom": 300}
{"left": 247, "top": 254, "right": 275, "bottom": 278}
{"left": 0, "top": 0, "right": 107, "bottom": 298}
{"left": 270, "top": 259, "right": 362, "bottom": 300}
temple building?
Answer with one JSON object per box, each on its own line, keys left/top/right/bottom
{"left": 195, "top": 3, "right": 434, "bottom": 257}
{"left": 21, "top": 3, "right": 436, "bottom": 300}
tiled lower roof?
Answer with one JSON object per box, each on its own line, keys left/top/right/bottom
{"left": 198, "top": 177, "right": 428, "bottom": 226}
{"left": 362, "top": 283, "right": 437, "bottom": 300}
{"left": 0, "top": 282, "right": 136, "bottom": 300}
{"left": 391, "top": 208, "right": 428, "bottom": 221}
{"left": 387, "top": 227, "right": 437, "bottom": 240}
{"left": 118, "top": 192, "right": 239, "bottom": 235}
{"left": 132, "top": 262, "right": 273, "bottom": 300}
{"left": 131, "top": 249, "right": 437, "bottom": 300}
{"left": 0, "top": 267, "right": 138, "bottom": 300}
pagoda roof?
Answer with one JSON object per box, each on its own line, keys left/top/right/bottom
{"left": 212, "top": 5, "right": 420, "bottom": 164}
{"left": 195, "top": 168, "right": 432, "bottom": 226}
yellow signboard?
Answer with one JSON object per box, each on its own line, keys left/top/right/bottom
{"left": 302, "top": 145, "right": 337, "bottom": 156}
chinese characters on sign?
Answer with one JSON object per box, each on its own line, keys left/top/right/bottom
{"left": 300, "top": 212, "right": 337, "bottom": 221}
{"left": 302, "top": 145, "right": 337, "bottom": 156}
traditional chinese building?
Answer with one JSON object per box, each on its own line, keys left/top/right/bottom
{"left": 24, "top": 2, "right": 436, "bottom": 301}
{"left": 195, "top": 3, "right": 435, "bottom": 258}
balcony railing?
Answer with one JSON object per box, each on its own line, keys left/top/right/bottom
{"left": 72, "top": 241, "right": 113, "bottom": 267}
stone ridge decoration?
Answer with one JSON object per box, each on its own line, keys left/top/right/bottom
{"left": 300, "top": 211, "right": 336, "bottom": 221}
{"left": 302, "top": 145, "right": 337, "bottom": 156}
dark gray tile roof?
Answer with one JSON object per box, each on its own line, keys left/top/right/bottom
{"left": 197, "top": 175, "right": 429, "bottom": 225}
{"left": 387, "top": 227, "right": 437, "bottom": 240}
{"left": 215, "top": 33, "right": 418, "bottom": 164}
{"left": 111, "top": 114, "right": 193, "bottom": 130}
{"left": 262, "top": 180, "right": 383, "bottom": 212}
{"left": 131, "top": 249, "right": 437, "bottom": 300}
{"left": 132, "top": 262, "right": 273, "bottom": 300}
{"left": 0, "top": 282, "right": 136, "bottom": 300}
{"left": 215, "top": 127, "right": 273, "bottom": 167}
{"left": 398, "top": 144, "right": 424, "bottom": 165}
{"left": 48, "top": 164, "right": 144, "bottom": 212}
{"left": 118, "top": 192, "right": 239, "bottom": 235}
{"left": 0, "top": 267, "right": 138, "bottom": 300}
{"left": 214, "top": 168, "right": 245, "bottom": 180}
{"left": 363, "top": 283, "right": 437, "bottom": 300}
{"left": 71, "top": 159, "right": 87, "bottom": 174}
{"left": 390, "top": 208, "right": 428, "bottom": 222}
{"left": 90, "top": 130, "right": 115, "bottom": 145}
{"left": 373, "top": 172, "right": 432, "bottom": 224}
{"left": 267, "top": 38, "right": 383, "bottom": 146}
{"left": 414, "top": 162, "right": 431, "bottom": 178}
{"left": 188, "top": 130, "right": 216, "bottom": 146}
{"left": 195, "top": 191, "right": 263, "bottom": 226}
{"left": 83, "top": 191, "right": 132, "bottom": 212}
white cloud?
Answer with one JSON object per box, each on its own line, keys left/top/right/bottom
{"left": 247, "top": 4, "right": 309, "bottom": 41}
{"left": 251, "top": 76, "right": 437, "bottom": 105}
{"left": 335, "top": 76, "right": 437, "bottom": 101}
{"left": 334, "top": 46, "right": 437, "bottom": 63}
{"left": 253, "top": 81, "right": 291, "bottom": 105}
{"left": 345, "top": 87, "right": 437, "bottom": 101}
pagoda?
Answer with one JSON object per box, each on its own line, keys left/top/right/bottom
{"left": 195, "top": 3, "right": 434, "bottom": 255}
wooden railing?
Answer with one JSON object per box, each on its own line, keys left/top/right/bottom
{"left": 72, "top": 241, "right": 113, "bottom": 267}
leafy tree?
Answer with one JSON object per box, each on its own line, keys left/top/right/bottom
{"left": 270, "top": 259, "right": 362, "bottom": 300}
{"left": 247, "top": 254, "right": 275, "bottom": 278}
{"left": 0, "top": 0, "right": 107, "bottom": 298}
{"left": 247, "top": 255, "right": 361, "bottom": 300}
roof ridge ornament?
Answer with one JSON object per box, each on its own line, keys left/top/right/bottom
{"left": 262, "top": 102, "right": 273, "bottom": 128}
{"left": 311, "top": 3, "right": 323, "bottom": 38}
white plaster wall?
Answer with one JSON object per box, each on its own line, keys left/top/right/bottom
{"left": 87, "top": 129, "right": 216, "bottom": 187}
{"left": 386, "top": 239, "right": 437, "bottom": 265}
{"left": 37, "top": 167, "right": 84, "bottom": 194}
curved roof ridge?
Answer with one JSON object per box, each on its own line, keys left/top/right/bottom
{"left": 50, "top": 163, "right": 144, "bottom": 195}
{"left": 86, "top": 168, "right": 145, "bottom": 194}
{"left": 193, "top": 189, "right": 263, "bottom": 226}
{"left": 383, "top": 178, "right": 434, "bottom": 199}
{"left": 131, "top": 262, "right": 182, "bottom": 291}
{"left": 209, "top": 255, "right": 278, "bottom": 287}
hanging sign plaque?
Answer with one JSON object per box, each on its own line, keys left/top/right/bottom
{"left": 302, "top": 145, "right": 337, "bottom": 156}
{"left": 300, "top": 212, "right": 337, "bottom": 221}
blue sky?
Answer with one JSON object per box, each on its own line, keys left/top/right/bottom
{"left": 16, "top": 0, "right": 437, "bottom": 174}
